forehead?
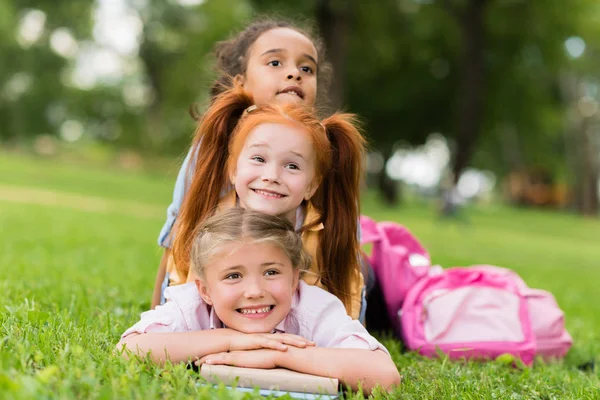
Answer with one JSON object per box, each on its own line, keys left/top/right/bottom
{"left": 249, "top": 28, "right": 318, "bottom": 61}
{"left": 244, "top": 122, "right": 313, "bottom": 153}
{"left": 208, "top": 241, "right": 291, "bottom": 268}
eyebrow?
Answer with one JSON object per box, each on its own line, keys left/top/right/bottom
{"left": 248, "top": 143, "right": 307, "bottom": 161}
{"left": 221, "top": 265, "right": 243, "bottom": 272}
{"left": 261, "top": 262, "right": 284, "bottom": 267}
{"left": 260, "top": 48, "right": 318, "bottom": 66}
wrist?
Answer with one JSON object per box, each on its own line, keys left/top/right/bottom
{"left": 275, "top": 345, "right": 299, "bottom": 369}
{"left": 220, "top": 328, "right": 238, "bottom": 351}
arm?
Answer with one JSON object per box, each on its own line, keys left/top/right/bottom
{"left": 118, "top": 329, "right": 315, "bottom": 365}
{"left": 117, "top": 328, "right": 236, "bottom": 364}
{"left": 276, "top": 347, "right": 400, "bottom": 393}
{"left": 152, "top": 149, "right": 194, "bottom": 306}
{"left": 151, "top": 249, "right": 170, "bottom": 309}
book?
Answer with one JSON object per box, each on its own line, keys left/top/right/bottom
{"left": 200, "top": 364, "right": 339, "bottom": 398}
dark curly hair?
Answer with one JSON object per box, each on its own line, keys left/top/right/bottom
{"left": 209, "top": 17, "right": 332, "bottom": 106}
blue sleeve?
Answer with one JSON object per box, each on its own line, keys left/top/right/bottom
{"left": 158, "top": 147, "right": 196, "bottom": 248}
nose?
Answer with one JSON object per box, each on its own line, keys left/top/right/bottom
{"left": 261, "top": 163, "right": 280, "bottom": 183}
{"left": 243, "top": 278, "right": 265, "bottom": 299}
{"left": 286, "top": 66, "right": 302, "bottom": 81}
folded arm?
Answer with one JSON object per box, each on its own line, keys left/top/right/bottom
{"left": 117, "top": 329, "right": 236, "bottom": 364}
{"left": 117, "top": 329, "right": 314, "bottom": 365}
{"left": 276, "top": 346, "right": 400, "bottom": 393}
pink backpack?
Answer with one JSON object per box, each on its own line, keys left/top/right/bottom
{"left": 400, "top": 265, "right": 572, "bottom": 365}
{"left": 360, "top": 217, "right": 572, "bottom": 364}
{"left": 360, "top": 215, "right": 433, "bottom": 335}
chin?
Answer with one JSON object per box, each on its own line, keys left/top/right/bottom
{"left": 275, "top": 95, "right": 305, "bottom": 106}
{"left": 237, "top": 324, "right": 277, "bottom": 334}
{"left": 250, "top": 205, "right": 281, "bottom": 216}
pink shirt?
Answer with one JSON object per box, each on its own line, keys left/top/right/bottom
{"left": 122, "top": 281, "right": 388, "bottom": 354}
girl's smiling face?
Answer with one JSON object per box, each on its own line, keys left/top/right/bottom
{"left": 231, "top": 122, "right": 318, "bottom": 224}
{"left": 195, "top": 241, "right": 299, "bottom": 333}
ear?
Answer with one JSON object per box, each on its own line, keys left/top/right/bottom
{"left": 229, "top": 169, "right": 237, "bottom": 186}
{"left": 234, "top": 74, "right": 245, "bottom": 87}
{"left": 195, "top": 278, "right": 213, "bottom": 305}
{"left": 303, "top": 179, "right": 319, "bottom": 201}
{"left": 292, "top": 269, "right": 300, "bottom": 292}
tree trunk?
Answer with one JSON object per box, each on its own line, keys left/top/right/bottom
{"left": 316, "top": 0, "right": 354, "bottom": 109}
{"left": 559, "top": 71, "right": 599, "bottom": 216}
{"left": 139, "top": 30, "right": 165, "bottom": 149}
{"left": 377, "top": 148, "right": 399, "bottom": 205}
{"left": 574, "top": 118, "right": 599, "bottom": 216}
{"left": 450, "top": 0, "right": 491, "bottom": 183}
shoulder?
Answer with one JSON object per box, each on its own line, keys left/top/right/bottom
{"left": 163, "top": 282, "right": 203, "bottom": 306}
{"left": 295, "top": 281, "right": 345, "bottom": 313}
{"left": 288, "top": 282, "right": 349, "bottom": 331}
{"left": 291, "top": 283, "right": 389, "bottom": 354}
{"left": 121, "top": 283, "right": 209, "bottom": 339}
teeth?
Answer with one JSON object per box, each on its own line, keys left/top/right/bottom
{"left": 255, "top": 190, "right": 282, "bottom": 198}
{"left": 240, "top": 306, "right": 271, "bottom": 314}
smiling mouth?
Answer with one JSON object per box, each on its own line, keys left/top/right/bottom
{"left": 278, "top": 86, "right": 305, "bottom": 99}
{"left": 237, "top": 305, "right": 274, "bottom": 315}
{"left": 252, "top": 189, "right": 286, "bottom": 198}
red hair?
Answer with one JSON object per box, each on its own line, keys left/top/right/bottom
{"left": 172, "top": 85, "right": 365, "bottom": 311}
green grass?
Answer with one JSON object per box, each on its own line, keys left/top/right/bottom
{"left": 0, "top": 153, "right": 599, "bottom": 399}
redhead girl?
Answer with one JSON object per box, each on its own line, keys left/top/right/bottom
{"left": 168, "top": 84, "right": 365, "bottom": 319}
{"left": 121, "top": 208, "right": 400, "bottom": 394}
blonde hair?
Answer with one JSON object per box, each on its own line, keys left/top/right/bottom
{"left": 190, "top": 208, "right": 311, "bottom": 278}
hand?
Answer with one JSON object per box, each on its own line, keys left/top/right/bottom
{"left": 197, "top": 349, "right": 280, "bottom": 369}
{"left": 228, "top": 333, "right": 315, "bottom": 352}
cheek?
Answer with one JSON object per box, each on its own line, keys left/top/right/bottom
{"left": 247, "top": 74, "right": 276, "bottom": 105}
{"left": 270, "top": 279, "right": 296, "bottom": 302}
{"left": 291, "top": 174, "right": 313, "bottom": 193}
{"left": 211, "top": 284, "right": 239, "bottom": 310}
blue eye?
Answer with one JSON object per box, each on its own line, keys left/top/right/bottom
{"left": 251, "top": 156, "right": 265, "bottom": 163}
{"left": 286, "top": 163, "right": 300, "bottom": 170}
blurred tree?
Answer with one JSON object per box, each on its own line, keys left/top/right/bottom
{"left": 3, "top": 0, "right": 599, "bottom": 214}
{"left": 0, "top": 1, "right": 94, "bottom": 142}
{"left": 558, "top": 3, "right": 600, "bottom": 216}
{"left": 133, "top": 0, "right": 252, "bottom": 152}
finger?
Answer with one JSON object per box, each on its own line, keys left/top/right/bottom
{"left": 202, "top": 352, "right": 228, "bottom": 366}
{"left": 265, "top": 333, "right": 312, "bottom": 345}
{"left": 283, "top": 334, "right": 316, "bottom": 345}
{"left": 261, "top": 339, "right": 288, "bottom": 351}
{"left": 277, "top": 336, "right": 316, "bottom": 348}
{"left": 278, "top": 333, "right": 311, "bottom": 342}
{"left": 197, "top": 354, "right": 212, "bottom": 365}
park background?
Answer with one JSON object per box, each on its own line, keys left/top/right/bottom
{"left": 0, "top": 0, "right": 599, "bottom": 398}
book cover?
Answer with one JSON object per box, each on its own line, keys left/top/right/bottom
{"left": 200, "top": 364, "right": 339, "bottom": 396}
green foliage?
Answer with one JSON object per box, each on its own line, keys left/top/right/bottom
{"left": 0, "top": 155, "right": 599, "bottom": 398}
{"left": 3, "top": 0, "right": 600, "bottom": 192}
